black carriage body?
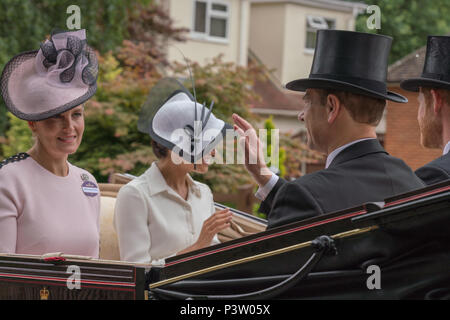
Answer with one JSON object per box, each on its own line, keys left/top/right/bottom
{"left": 1, "top": 182, "right": 449, "bottom": 300}
{"left": 148, "top": 181, "right": 450, "bottom": 300}
{"left": 0, "top": 255, "right": 147, "bottom": 300}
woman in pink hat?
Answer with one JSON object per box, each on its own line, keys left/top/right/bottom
{"left": 0, "top": 30, "right": 101, "bottom": 257}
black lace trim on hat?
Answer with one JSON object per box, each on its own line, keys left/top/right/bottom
{"left": 0, "top": 153, "right": 30, "bottom": 170}
{"left": 0, "top": 51, "right": 97, "bottom": 121}
{"left": 39, "top": 34, "right": 98, "bottom": 86}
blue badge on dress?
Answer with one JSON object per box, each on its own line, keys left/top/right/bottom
{"left": 81, "top": 180, "right": 99, "bottom": 197}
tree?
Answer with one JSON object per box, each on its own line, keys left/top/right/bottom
{"left": 262, "top": 116, "right": 286, "bottom": 177}
{"left": 73, "top": 51, "right": 263, "bottom": 191}
{"left": 352, "top": 0, "right": 450, "bottom": 64}
{"left": 0, "top": 0, "right": 150, "bottom": 139}
{"left": 0, "top": 113, "right": 33, "bottom": 157}
{"left": 0, "top": 0, "right": 320, "bottom": 205}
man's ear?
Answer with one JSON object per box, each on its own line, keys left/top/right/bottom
{"left": 326, "top": 94, "right": 341, "bottom": 124}
{"left": 430, "top": 89, "right": 443, "bottom": 115}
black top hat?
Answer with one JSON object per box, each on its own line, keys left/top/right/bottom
{"left": 286, "top": 30, "right": 407, "bottom": 103}
{"left": 400, "top": 36, "right": 450, "bottom": 92}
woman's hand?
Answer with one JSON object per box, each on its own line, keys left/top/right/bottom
{"left": 195, "top": 208, "right": 233, "bottom": 249}
{"left": 177, "top": 208, "right": 233, "bottom": 255}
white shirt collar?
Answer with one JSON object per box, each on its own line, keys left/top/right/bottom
{"left": 443, "top": 141, "right": 450, "bottom": 155}
{"left": 325, "top": 138, "right": 376, "bottom": 169}
{"left": 146, "top": 162, "right": 200, "bottom": 197}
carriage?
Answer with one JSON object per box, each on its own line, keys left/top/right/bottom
{"left": 1, "top": 180, "right": 449, "bottom": 300}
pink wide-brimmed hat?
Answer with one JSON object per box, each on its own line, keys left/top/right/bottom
{"left": 0, "top": 29, "right": 98, "bottom": 121}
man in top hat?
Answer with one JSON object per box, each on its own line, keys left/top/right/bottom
{"left": 400, "top": 36, "right": 450, "bottom": 185}
{"left": 233, "top": 30, "right": 425, "bottom": 229}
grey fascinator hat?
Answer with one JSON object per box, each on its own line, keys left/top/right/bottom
{"left": 138, "top": 77, "right": 232, "bottom": 163}
{"left": 0, "top": 29, "right": 98, "bottom": 121}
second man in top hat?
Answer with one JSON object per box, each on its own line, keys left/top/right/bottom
{"left": 233, "top": 30, "right": 425, "bottom": 229}
{"left": 401, "top": 36, "right": 450, "bottom": 185}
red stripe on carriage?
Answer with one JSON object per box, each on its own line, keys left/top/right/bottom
{"left": 165, "top": 184, "right": 450, "bottom": 267}
{"left": 385, "top": 185, "right": 450, "bottom": 207}
{"left": 165, "top": 209, "right": 366, "bottom": 266}
{"left": 0, "top": 272, "right": 136, "bottom": 287}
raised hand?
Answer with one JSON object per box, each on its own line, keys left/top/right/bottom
{"left": 232, "top": 113, "right": 273, "bottom": 187}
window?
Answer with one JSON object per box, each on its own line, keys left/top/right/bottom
{"left": 305, "top": 16, "right": 336, "bottom": 51}
{"left": 193, "top": 0, "right": 230, "bottom": 41}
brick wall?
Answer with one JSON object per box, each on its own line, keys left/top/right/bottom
{"left": 385, "top": 86, "right": 442, "bottom": 170}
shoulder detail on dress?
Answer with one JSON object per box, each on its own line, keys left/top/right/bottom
{"left": 0, "top": 153, "right": 30, "bottom": 170}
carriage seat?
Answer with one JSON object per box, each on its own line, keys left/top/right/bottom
{"left": 97, "top": 180, "right": 266, "bottom": 261}
{"left": 99, "top": 196, "right": 121, "bottom": 261}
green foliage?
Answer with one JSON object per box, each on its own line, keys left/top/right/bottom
{"left": 0, "top": 0, "right": 319, "bottom": 204}
{"left": 0, "top": 104, "right": 7, "bottom": 148}
{"left": 172, "top": 56, "right": 261, "bottom": 122}
{"left": 352, "top": 0, "right": 450, "bottom": 63}
{"left": 253, "top": 202, "right": 266, "bottom": 219}
{"left": 1, "top": 113, "right": 32, "bottom": 157}
{"left": 0, "top": 0, "right": 152, "bottom": 137}
{"left": 280, "top": 134, "right": 323, "bottom": 180}
{"left": 72, "top": 49, "right": 263, "bottom": 189}
{"left": 52, "top": 0, "right": 264, "bottom": 189}
{"left": 263, "top": 116, "right": 286, "bottom": 177}
{"left": 69, "top": 52, "right": 157, "bottom": 181}
{"left": 279, "top": 148, "right": 286, "bottom": 177}
{"left": 0, "top": 0, "right": 131, "bottom": 64}
{"left": 181, "top": 57, "right": 268, "bottom": 193}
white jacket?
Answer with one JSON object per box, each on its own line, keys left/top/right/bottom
{"left": 114, "top": 162, "right": 218, "bottom": 264}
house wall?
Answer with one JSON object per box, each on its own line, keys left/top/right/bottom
{"left": 282, "top": 3, "right": 355, "bottom": 85}
{"left": 167, "top": 0, "right": 249, "bottom": 66}
{"left": 385, "top": 86, "right": 442, "bottom": 170}
{"left": 249, "top": 3, "right": 286, "bottom": 83}
{"left": 249, "top": 2, "right": 355, "bottom": 86}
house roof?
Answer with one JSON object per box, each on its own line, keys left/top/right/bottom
{"left": 250, "top": 42, "right": 430, "bottom": 114}
{"left": 250, "top": 77, "right": 304, "bottom": 115}
{"left": 248, "top": 50, "right": 304, "bottom": 114}
{"left": 250, "top": 0, "right": 367, "bottom": 13}
{"left": 387, "top": 46, "right": 426, "bottom": 83}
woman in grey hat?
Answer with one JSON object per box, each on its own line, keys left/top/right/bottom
{"left": 114, "top": 78, "right": 233, "bottom": 264}
{"left": 0, "top": 29, "right": 101, "bottom": 257}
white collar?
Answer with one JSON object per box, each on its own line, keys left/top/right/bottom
{"left": 325, "top": 138, "right": 376, "bottom": 169}
{"left": 146, "top": 162, "right": 200, "bottom": 197}
{"left": 443, "top": 141, "right": 450, "bottom": 155}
